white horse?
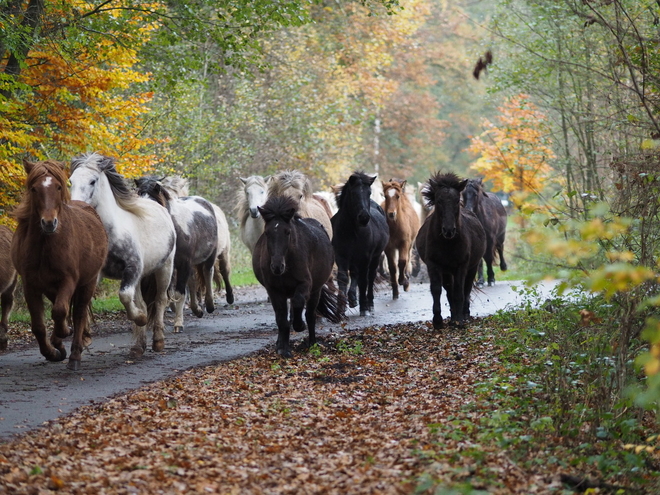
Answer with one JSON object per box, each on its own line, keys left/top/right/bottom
{"left": 235, "top": 175, "right": 270, "bottom": 254}
{"left": 161, "top": 177, "right": 234, "bottom": 305}
{"left": 70, "top": 153, "right": 176, "bottom": 358}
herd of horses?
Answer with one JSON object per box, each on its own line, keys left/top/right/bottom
{"left": 0, "top": 154, "right": 508, "bottom": 366}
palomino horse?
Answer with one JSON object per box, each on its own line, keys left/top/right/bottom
{"left": 0, "top": 225, "right": 18, "bottom": 351}
{"left": 161, "top": 176, "right": 234, "bottom": 305}
{"left": 235, "top": 175, "right": 270, "bottom": 254}
{"left": 136, "top": 176, "right": 218, "bottom": 333}
{"left": 332, "top": 172, "right": 389, "bottom": 316}
{"left": 11, "top": 159, "right": 108, "bottom": 370}
{"left": 416, "top": 172, "right": 486, "bottom": 329}
{"left": 268, "top": 170, "right": 333, "bottom": 238}
{"left": 462, "top": 178, "right": 508, "bottom": 286}
{"left": 253, "top": 196, "right": 343, "bottom": 358}
{"left": 70, "top": 153, "right": 176, "bottom": 358}
{"left": 381, "top": 179, "right": 421, "bottom": 299}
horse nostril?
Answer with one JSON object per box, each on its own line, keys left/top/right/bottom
{"left": 388, "top": 212, "right": 396, "bottom": 219}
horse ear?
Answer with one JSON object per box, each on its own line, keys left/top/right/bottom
{"left": 22, "top": 158, "right": 35, "bottom": 174}
{"left": 367, "top": 174, "right": 377, "bottom": 185}
{"left": 458, "top": 179, "right": 468, "bottom": 192}
{"left": 240, "top": 177, "right": 247, "bottom": 184}
{"left": 265, "top": 175, "right": 272, "bottom": 183}
{"left": 283, "top": 207, "right": 297, "bottom": 222}
{"left": 400, "top": 180, "right": 407, "bottom": 191}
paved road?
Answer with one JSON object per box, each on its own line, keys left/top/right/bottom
{"left": 0, "top": 280, "right": 555, "bottom": 441}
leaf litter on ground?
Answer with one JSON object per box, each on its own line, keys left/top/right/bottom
{"left": 0, "top": 320, "right": 652, "bottom": 494}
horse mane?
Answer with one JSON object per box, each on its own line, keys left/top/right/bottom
{"left": 335, "top": 171, "right": 375, "bottom": 209}
{"left": 422, "top": 172, "right": 464, "bottom": 206}
{"left": 259, "top": 195, "right": 300, "bottom": 223}
{"left": 269, "top": 170, "right": 313, "bottom": 200}
{"left": 71, "top": 152, "right": 146, "bottom": 216}
{"left": 13, "top": 159, "right": 70, "bottom": 223}
{"left": 161, "top": 176, "right": 189, "bottom": 198}
{"left": 234, "top": 175, "right": 269, "bottom": 226}
{"left": 135, "top": 176, "right": 172, "bottom": 209}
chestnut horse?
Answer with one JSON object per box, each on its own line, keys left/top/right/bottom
{"left": 253, "top": 196, "right": 343, "bottom": 358}
{"left": 11, "top": 159, "right": 108, "bottom": 370}
{"left": 0, "top": 225, "right": 18, "bottom": 351}
{"left": 381, "top": 179, "right": 420, "bottom": 299}
{"left": 416, "top": 172, "right": 486, "bottom": 329}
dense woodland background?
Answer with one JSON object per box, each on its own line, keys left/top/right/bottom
{"left": 2, "top": 0, "right": 660, "bottom": 460}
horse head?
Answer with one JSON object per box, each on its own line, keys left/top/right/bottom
{"left": 23, "top": 159, "right": 70, "bottom": 234}
{"left": 423, "top": 172, "right": 467, "bottom": 240}
{"left": 462, "top": 178, "right": 484, "bottom": 215}
{"left": 241, "top": 176, "right": 269, "bottom": 219}
{"left": 135, "top": 176, "right": 171, "bottom": 209}
{"left": 339, "top": 172, "right": 376, "bottom": 226}
{"left": 258, "top": 196, "right": 299, "bottom": 276}
{"left": 382, "top": 179, "right": 407, "bottom": 221}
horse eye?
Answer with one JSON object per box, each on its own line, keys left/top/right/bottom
{"left": 30, "top": 187, "right": 36, "bottom": 193}
{"left": 90, "top": 179, "right": 96, "bottom": 186}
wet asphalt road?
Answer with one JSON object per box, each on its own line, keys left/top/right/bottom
{"left": 0, "top": 280, "right": 556, "bottom": 441}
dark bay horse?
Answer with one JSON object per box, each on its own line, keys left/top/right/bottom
{"left": 11, "top": 159, "right": 108, "bottom": 370}
{"left": 462, "top": 178, "right": 508, "bottom": 286}
{"left": 332, "top": 172, "right": 389, "bottom": 316}
{"left": 136, "top": 176, "right": 219, "bottom": 332}
{"left": 381, "top": 179, "right": 421, "bottom": 299}
{"left": 416, "top": 172, "right": 486, "bottom": 329}
{"left": 253, "top": 196, "right": 343, "bottom": 358}
{"left": 0, "top": 225, "right": 18, "bottom": 351}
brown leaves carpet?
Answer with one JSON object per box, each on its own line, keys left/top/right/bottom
{"left": 0, "top": 322, "right": 568, "bottom": 493}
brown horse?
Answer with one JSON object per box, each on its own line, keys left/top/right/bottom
{"left": 381, "top": 179, "right": 420, "bottom": 299}
{"left": 0, "top": 225, "right": 18, "bottom": 351}
{"left": 11, "top": 159, "right": 108, "bottom": 370}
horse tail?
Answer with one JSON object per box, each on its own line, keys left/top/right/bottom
{"left": 316, "top": 282, "right": 346, "bottom": 323}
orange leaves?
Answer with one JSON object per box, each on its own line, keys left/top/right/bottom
{"left": 468, "top": 93, "right": 555, "bottom": 194}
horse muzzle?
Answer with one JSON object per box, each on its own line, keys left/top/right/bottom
{"left": 249, "top": 208, "right": 260, "bottom": 219}
{"left": 357, "top": 212, "right": 371, "bottom": 226}
{"left": 387, "top": 211, "right": 397, "bottom": 220}
{"left": 41, "top": 218, "right": 58, "bottom": 234}
{"left": 270, "top": 260, "right": 286, "bottom": 276}
{"left": 441, "top": 227, "right": 456, "bottom": 239}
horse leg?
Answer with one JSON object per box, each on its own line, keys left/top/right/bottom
{"left": 51, "top": 279, "right": 77, "bottom": 340}
{"left": 348, "top": 274, "right": 358, "bottom": 309}
{"left": 119, "top": 269, "right": 148, "bottom": 327}
{"left": 25, "top": 288, "right": 65, "bottom": 361}
{"left": 398, "top": 243, "right": 412, "bottom": 291}
{"left": 366, "top": 254, "right": 381, "bottom": 314}
{"left": 449, "top": 270, "right": 467, "bottom": 327}
{"left": 484, "top": 240, "right": 496, "bottom": 286}
{"left": 335, "top": 259, "right": 350, "bottom": 314}
{"left": 217, "top": 253, "right": 234, "bottom": 305}
{"left": 291, "top": 283, "right": 310, "bottom": 333}
{"left": 497, "top": 237, "right": 507, "bottom": 271}
{"left": 201, "top": 255, "right": 216, "bottom": 314}
{"left": 151, "top": 261, "right": 174, "bottom": 352}
{"left": 130, "top": 280, "right": 149, "bottom": 358}
{"left": 475, "top": 259, "right": 485, "bottom": 287}
{"left": 428, "top": 268, "right": 444, "bottom": 329}
{"left": 0, "top": 277, "right": 17, "bottom": 351}
{"left": 271, "top": 295, "right": 292, "bottom": 358}
{"left": 305, "top": 290, "right": 322, "bottom": 348}
{"left": 67, "top": 282, "right": 96, "bottom": 371}
{"left": 463, "top": 264, "right": 480, "bottom": 322}
{"left": 385, "top": 247, "right": 399, "bottom": 299}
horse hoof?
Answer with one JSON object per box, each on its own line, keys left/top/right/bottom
{"left": 67, "top": 359, "right": 82, "bottom": 371}
{"left": 0, "top": 338, "right": 6, "bottom": 351}
{"left": 293, "top": 323, "right": 307, "bottom": 333}
{"left": 47, "top": 348, "right": 66, "bottom": 362}
{"left": 153, "top": 339, "right": 165, "bottom": 352}
{"left": 403, "top": 282, "right": 410, "bottom": 292}
{"left": 193, "top": 308, "right": 204, "bottom": 318}
{"left": 277, "top": 348, "right": 293, "bottom": 358}
{"left": 488, "top": 281, "right": 494, "bottom": 287}
{"left": 129, "top": 346, "right": 145, "bottom": 359}
{"left": 360, "top": 310, "right": 372, "bottom": 317}
{"left": 226, "top": 292, "right": 234, "bottom": 305}
{"left": 206, "top": 302, "right": 215, "bottom": 314}
{"left": 173, "top": 325, "right": 183, "bottom": 333}
{"left": 432, "top": 317, "right": 444, "bottom": 330}
{"left": 392, "top": 293, "right": 399, "bottom": 300}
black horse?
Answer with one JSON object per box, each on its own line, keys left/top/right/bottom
{"left": 462, "top": 178, "right": 508, "bottom": 286}
{"left": 253, "top": 196, "right": 343, "bottom": 358}
{"left": 416, "top": 172, "right": 486, "bottom": 329}
{"left": 332, "top": 172, "right": 389, "bottom": 316}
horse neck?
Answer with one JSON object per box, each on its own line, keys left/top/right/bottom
{"left": 92, "top": 176, "right": 128, "bottom": 225}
